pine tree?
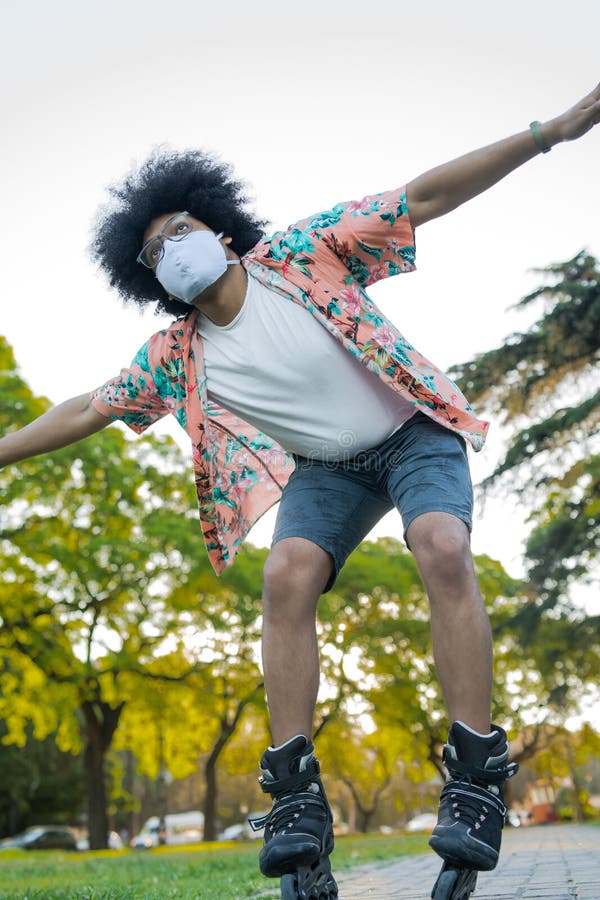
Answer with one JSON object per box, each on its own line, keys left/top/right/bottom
{"left": 450, "top": 250, "right": 599, "bottom": 631}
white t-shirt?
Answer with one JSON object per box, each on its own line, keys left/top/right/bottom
{"left": 197, "top": 275, "right": 415, "bottom": 460}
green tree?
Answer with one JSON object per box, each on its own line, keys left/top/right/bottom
{"left": 0, "top": 427, "right": 208, "bottom": 847}
{"left": 3, "top": 329, "right": 597, "bottom": 843}
{"left": 1, "top": 339, "right": 273, "bottom": 846}
{"left": 0, "top": 724, "right": 84, "bottom": 837}
{"left": 449, "top": 250, "right": 599, "bottom": 620}
{"left": 319, "top": 540, "right": 549, "bottom": 774}
{"left": 0, "top": 336, "right": 221, "bottom": 847}
{"left": 448, "top": 252, "right": 600, "bottom": 728}
{"left": 114, "top": 577, "right": 266, "bottom": 842}
{"left": 525, "top": 723, "right": 600, "bottom": 822}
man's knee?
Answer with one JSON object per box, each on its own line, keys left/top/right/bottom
{"left": 263, "top": 537, "right": 333, "bottom": 616}
{"left": 407, "top": 512, "right": 474, "bottom": 584}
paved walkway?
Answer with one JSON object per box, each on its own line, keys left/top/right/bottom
{"left": 335, "top": 825, "right": 600, "bottom": 899}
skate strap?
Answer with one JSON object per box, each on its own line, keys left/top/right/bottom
{"left": 248, "top": 811, "right": 270, "bottom": 832}
{"left": 443, "top": 751, "right": 519, "bottom": 785}
{"left": 247, "top": 793, "right": 326, "bottom": 832}
{"left": 258, "top": 756, "right": 321, "bottom": 796}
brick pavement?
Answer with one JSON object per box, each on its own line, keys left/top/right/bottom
{"left": 253, "top": 825, "right": 599, "bottom": 899}
{"left": 334, "top": 824, "right": 600, "bottom": 899}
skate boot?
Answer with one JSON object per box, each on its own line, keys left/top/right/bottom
{"left": 248, "top": 735, "right": 337, "bottom": 897}
{"left": 429, "top": 721, "right": 518, "bottom": 873}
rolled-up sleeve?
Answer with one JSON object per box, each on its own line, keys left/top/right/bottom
{"left": 296, "top": 186, "right": 416, "bottom": 288}
{"left": 90, "top": 339, "right": 167, "bottom": 435}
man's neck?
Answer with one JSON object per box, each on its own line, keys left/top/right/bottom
{"left": 192, "top": 260, "right": 248, "bottom": 326}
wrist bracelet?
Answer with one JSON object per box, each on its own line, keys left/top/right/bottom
{"left": 529, "top": 121, "right": 551, "bottom": 154}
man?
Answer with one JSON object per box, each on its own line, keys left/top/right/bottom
{"left": 1, "top": 84, "right": 598, "bottom": 889}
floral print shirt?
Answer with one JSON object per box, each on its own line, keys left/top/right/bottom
{"left": 91, "top": 187, "right": 488, "bottom": 575}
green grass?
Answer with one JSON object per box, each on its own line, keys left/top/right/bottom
{"left": 0, "top": 832, "right": 430, "bottom": 899}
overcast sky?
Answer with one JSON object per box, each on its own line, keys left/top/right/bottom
{"left": 2, "top": 0, "right": 598, "bottom": 658}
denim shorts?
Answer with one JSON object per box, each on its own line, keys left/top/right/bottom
{"left": 271, "top": 412, "right": 473, "bottom": 593}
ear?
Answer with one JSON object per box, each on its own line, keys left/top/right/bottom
{"left": 222, "top": 235, "right": 233, "bottom": 245}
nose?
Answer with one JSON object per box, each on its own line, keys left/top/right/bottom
{"left": 171, "top": 246, "right": 191, "bottom": 272}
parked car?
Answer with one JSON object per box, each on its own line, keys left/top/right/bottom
{"left": 405, "top": 813, "right": 438, "bottom": 832}
{"left": 506, "top": 809, "right": 521, "bottom": 828}
{"left": 218, "top": 818, "right": 264, "bottom": 842}
{"left": 130, "top": 811, "right": 204, "bottom": 849}
{"left": 76, "top": 830, "right": 124, "bottom": 850}
{"left": 0, "top": 826, "right": 78, "bottom": 851}
{"left": 218, "top": 823, "right": 251, "bottom": 841}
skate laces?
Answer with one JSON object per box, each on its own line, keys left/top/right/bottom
{"left": 266, "top": 792, "right": 327, "bottom": 835}
{"left": 439, "top": 750, "right": 518, "bottom": 830}
{"left": 441, "top": 779, "right": 506, "bottom": 830}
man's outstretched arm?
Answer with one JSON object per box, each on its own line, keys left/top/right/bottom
{"left": 406, "top": 82, "right": 600, "bottom": 228}
{"left": 0, "top": 393, "right": 110, "bottom": 469}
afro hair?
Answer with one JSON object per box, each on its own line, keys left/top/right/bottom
{"left": 91, "top": 147, "right": 269, "bottom": 318}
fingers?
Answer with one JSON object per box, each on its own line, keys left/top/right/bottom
{"left": 574, "top": 86, "right": 600, "bottom": 123}
{"left": 583, "top": 82, "right": 600, "bottom": 105}
{"left": 573, "top": 82, "right": 600, "bottom": 111}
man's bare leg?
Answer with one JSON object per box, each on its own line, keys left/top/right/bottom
{"left": 256, "top": 538, "right": 336, "bottom": 883}
{"left": 261, "top": 537, "right": 333, "bottom": 745}
{"left": 406, "top": 511, "right": 493, "bottom": 734}
{"left": 408, "top": 512, "right": 517, "bottom": 872}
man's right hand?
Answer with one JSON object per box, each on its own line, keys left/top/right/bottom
{"left": 0, "top": 393, "right": 110, "bottom": 469}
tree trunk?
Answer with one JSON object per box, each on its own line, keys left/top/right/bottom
{"left": 81, "top": 699, "right": 124, "bottom": 849}
{"left": 201, "top": 689, "right": 260, "bottom": 842}
{"left": 203, "top": 734, "right": 228, "bottom": 842}
{"left": 342, "top": 775, "right": 389, "bottom": 834}
{"left": 564, "top": 734, "right": 586, "bottom": 823}
{"left": 83, "top": 724, "right": 109, "bottom": 850}
{"left": 203, "top": 759, "right": 217, "bottom": 841}
{"left": 124, "top": 750, "right": 136, "bottom": 843}
{"left": 157, "top": 731, "right": 168, "bottom": 842}
{"left": 8, "top": 794, "right": 19, "bottom": 835}
{"left": 359, "top": 806, "right": 374, "bottom": 833}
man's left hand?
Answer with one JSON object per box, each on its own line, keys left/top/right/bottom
{"left": 545, "top": 82, "right": 600, "bottom": 144}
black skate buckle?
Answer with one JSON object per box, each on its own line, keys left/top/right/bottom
{"left": 442, "top": 751, "right": 519, "bottom": 785}
{"left": 258, "top": 756, "right": 321, "bottom": 796}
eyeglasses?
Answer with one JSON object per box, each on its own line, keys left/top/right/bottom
{"left": 136, "top": 212, "right": 194, "bottom": 269}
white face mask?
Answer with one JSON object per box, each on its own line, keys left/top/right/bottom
{"left": 155, "top": 229, "right": 240, "bottom": 304}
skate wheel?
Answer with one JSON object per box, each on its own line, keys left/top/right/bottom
{"left": 431, "top": 863, "right": 478, "bottom": 900}
{"left": 280, "top": 855, "right": 339, "bottom": 899}
{"left": 280, "top": 873, "right": 299, "bottom": 900}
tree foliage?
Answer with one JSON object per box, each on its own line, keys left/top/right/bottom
{"left": 114, "top": 572, "right": 266, "bottom": 841}
{"left": 0, "top": 725, "right": 84, "bottom": 836}
{"left": 3, "top": 326, "right": 599, "bottom": 838}
{"left": 450, "top": 251, "right": 599, "bottom": 430}
{"left": 0, "top": 336, "right": 262, "bottom": 846}
{"left": 521, "top": 722, "right": 600, "bottom": 822}
{"left": 449, "top": 250, "right": 600, "bottom": 620}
